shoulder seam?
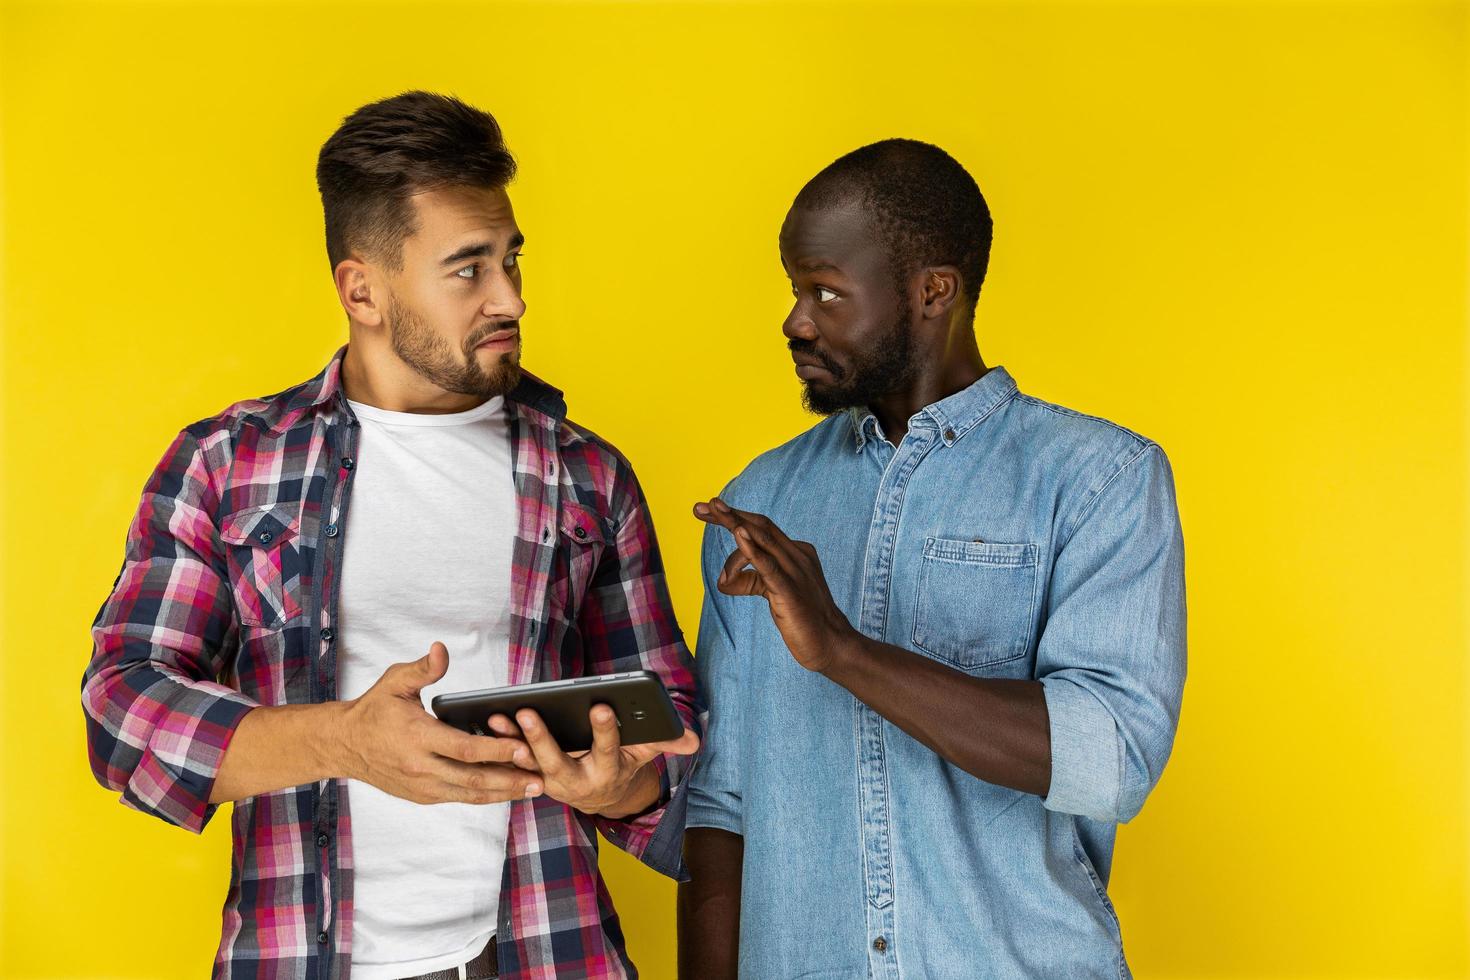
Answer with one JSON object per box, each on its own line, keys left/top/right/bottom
{"left": 1056, "top": 442, "right": 1162, "bottom": 552}
{"left": 559, "top": 417, "right": 640, "bottom": 530}
{"left": 1014, "top": 393, "right": 1151, "bottom": 448}
{"left": 168, "top": 424, "right": 233, "bottom": 522}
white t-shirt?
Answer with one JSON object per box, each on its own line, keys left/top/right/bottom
{"left": 336, "top": 395, "right": 516, "bottom": 980}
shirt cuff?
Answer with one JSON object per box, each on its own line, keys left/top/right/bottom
{"left": 595, "top": 752, "right": 689, "bottom": 880}
{"left": 125, "top": 684, "right": 259, "bottom": 834}
{"left": 1040, "top": 677, "right": 1122, "bottom": 822}
{"left": 683, "top": 793, "right": 743, "bottom": 836}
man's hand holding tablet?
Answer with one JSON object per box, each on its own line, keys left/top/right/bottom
{"left": 432, "top": 668, "right": 700, "bottom": 817}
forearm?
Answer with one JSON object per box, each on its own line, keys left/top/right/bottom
{"left": 823, "top": 632, "right": 1053, "bottom": 797}
{"left": 678, "top": 827, "right": 743, "bottom": 980}
{"left": 209, "top": 701, "right": 351, "bottom": 803}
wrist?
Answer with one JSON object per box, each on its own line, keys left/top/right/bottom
{"left": 820, "top": 627, "right": 868, "bottom": 678}
{"left": 315, "top": 700, "right": 356, "bottom": 781}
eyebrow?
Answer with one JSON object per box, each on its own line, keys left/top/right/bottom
{"left": 796, "top": 259, "right": 843, "bottom": 274}
{"left": 440, "top": 232, "right": 525, "bottom": 267}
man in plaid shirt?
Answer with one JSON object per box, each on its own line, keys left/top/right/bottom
{"left": 81, "top": 91, "right": 701, "bottom": 980}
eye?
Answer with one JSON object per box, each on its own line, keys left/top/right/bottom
{"left": 455, "top": 264, "right": 479, "bottom": 280}
{"left": 504, "top": 251, "right": 523, "bottom": 270}
{"left": 815, "top": 286, "right": 838, "bottom": 303}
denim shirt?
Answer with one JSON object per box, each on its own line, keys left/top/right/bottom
{"left": 685, "top": 366, "right": 1186, "bottom": 979}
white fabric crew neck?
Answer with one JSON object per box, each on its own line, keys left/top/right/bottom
{"left": 346, "top": 394, "right": 505, "bottom": 427}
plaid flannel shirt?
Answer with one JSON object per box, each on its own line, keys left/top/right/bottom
{"left": 82, "top": 348, "right": 703, "bottom": 979}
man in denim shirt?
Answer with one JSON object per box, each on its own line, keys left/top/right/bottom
{"left": 677, "top": 140, "right": 1186, "bottom": 979}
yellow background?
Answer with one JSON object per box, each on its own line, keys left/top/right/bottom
{"left": 2, "top": 0, "right": 1466, "bottom": 976}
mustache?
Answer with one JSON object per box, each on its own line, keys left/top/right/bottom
{"left": 465, "top": 322, "right": 521, "bottom": 350}
{"left": 788, "top": 338, "right": 844, "bottom": 379}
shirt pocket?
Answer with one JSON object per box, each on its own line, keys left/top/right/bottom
{"left": 554, "top": 499, "right": 611, "bottom": 609}
{"left": 218, "top": 503, "right": 304, "bottom": 630}
{"left": 912, "top": 537, "right": 1040, "bottom": 671}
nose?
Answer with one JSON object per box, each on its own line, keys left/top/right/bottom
{"left": 782, "top": 302, "right": 817, "bottom": 342}
{"left": 482, "top": 268, "right": 526, "bottom": 322}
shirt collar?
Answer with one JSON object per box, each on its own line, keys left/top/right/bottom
{"left": 266, "top": 345, "right": 569, "bottom": 433}
{"left": 846, "top": 365, "right": 1019, "bottom": 452}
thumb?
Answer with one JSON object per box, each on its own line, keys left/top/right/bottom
{"left": 419, "top": 641, "right": 450, "bottom": 685}
{"left": 385, "top": 641, "right": 449, "bottom": 696}
{"left": 625, "top": 728, "right": 701, "bottom": 767}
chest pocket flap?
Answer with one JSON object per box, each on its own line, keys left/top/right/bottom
{"left": 220, "top": 504, "right": 300, "bottom": 548}
{"left": 554, "top": 499, "right": 614, "bottom": 612}
{"left": 218, "top": 503, "right": 303, "bottom": 629}
{"left": 559, "top": 500, "right": 611, "bottom": 547}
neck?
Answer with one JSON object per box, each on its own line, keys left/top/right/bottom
{"left": 870, "top": 327, "right": 987, "bottom": 443}
{"left": 340, "top": 337, "right": 486, "bottom": 415}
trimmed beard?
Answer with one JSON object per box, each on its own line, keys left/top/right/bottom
{"left": 794, "top": 295, "right": 917, "bottom": 416}
{"left": 385, "top": 291, "right": 522, "bottom": 399}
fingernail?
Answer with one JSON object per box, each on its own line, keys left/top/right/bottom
{"left": 513, "top": 749, "right": 528, "bottom": 765}
{"left": 525, "top": 783, "right": 541, "bottom": 798}
{"left": 694, "top": 503, "right": 708, "bottom": 515}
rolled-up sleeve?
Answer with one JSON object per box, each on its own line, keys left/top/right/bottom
{"left": 81, "top": 428, "right": 259, "bottom": 834}
{"left": 684, "top": 517, "right": 744, "bottom": 836}
{"left": 1039, "top": 443, "right": 1186, "bottom": 823}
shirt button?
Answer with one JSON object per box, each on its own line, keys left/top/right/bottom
{"left": 316, "top": 832, "right": 329, "bottom": 848}
{"left": 944, "top": 428, "right": 956, "bottom": 441}
{"left": 324, "top": 523, "right": 339, "bottom": 538}
{"left": 341, "top": 457, "right": 354, "bottom": 470}
{"left": 320, "top": 627, "right": 334, "bottom": 643}
{"left": 574, "top": 526, "right": 587, "bottom": 539}
{"left": 317, "top": 931, "right": 329, "bottom": 945}
{"left": 258, "top": 530, "right": 273, "bottom": 544}
{"left": 873, "top": 937, "right": 888, "bottom": 952}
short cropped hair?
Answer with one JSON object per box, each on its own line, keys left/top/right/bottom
{"left": 316, "top": 91, "right": 516, "bottom": 271}
{"left": 794, "top": 139, "right": 992, "bottom": 314}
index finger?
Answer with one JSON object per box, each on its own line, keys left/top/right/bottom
{"left": 694, "top": 498, "right": 772, "bottom": 538}
{"left": 693, "top": 499, "right": 740, "bottom": 533}
{"left": 428, "top": 724, "right": 526, "bottom": 765}
{"left": 715, "top": 501, "right": 797, "bottom": 544}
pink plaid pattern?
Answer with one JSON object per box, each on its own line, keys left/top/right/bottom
{"left": 83, "top": 348, "right": 702, "bottom": 979}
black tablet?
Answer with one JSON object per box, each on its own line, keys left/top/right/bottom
{"left": 429, "top": 670, "right": 683, "bottom": 752}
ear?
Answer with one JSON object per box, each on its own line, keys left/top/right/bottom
{"left": 333, "top": 257, "right": 385, "bottom": 328}
{"left": 918, "top": 265, "right": 963, "bottom": 322}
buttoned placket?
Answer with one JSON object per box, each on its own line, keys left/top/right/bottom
{"left": 310, "top": 407, "right": 361, "bottom": 978}
{"left": 854, "top": 415, "right": 943, "bottom": 979}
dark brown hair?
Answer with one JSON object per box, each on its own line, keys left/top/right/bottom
{"left": 316, "top": 91, "right": 517, "bottom": 272}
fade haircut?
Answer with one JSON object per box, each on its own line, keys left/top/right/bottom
{"left": 316, "top": 91, "right": 517, "bottom": 272}
{"left": 793, "top": 139, "right": 992, "bottom": 316}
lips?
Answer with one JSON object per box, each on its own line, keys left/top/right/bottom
{"left": 788, "top": 337, "right": 844, "bottom": 383}
{"left": 791, "top": 353, "right": 837, "bottom": 381}
{"left": 474, "top": 327, "right": 519, "bottom": 349}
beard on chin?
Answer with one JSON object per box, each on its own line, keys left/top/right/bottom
{"left": 794, "top": 299, "right": 917, "bottom": 416}
{"left": 386, "top": 294, "right": 522, "bottom": 399}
